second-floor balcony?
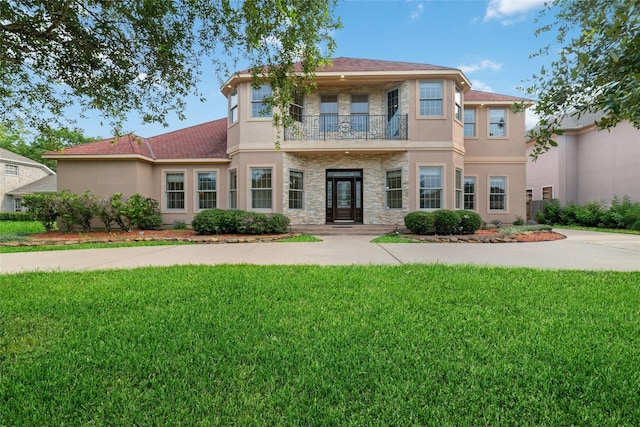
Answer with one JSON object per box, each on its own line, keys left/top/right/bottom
{"left": 284, "top": 114, "right": 409, "bottom": 141}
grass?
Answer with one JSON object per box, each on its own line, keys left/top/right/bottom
{"left": 0, "top": 240, "right": 194, "bottom": 254}
{"left": 278, "top": 234, "right": 323, "bottom": 242}
{"left": 1, "top": 264, "right": 639, "bottom": 425}
{"left": 0, "top": 220, "right": 47, "bottom": 243}
{"left": 371, "top": 233, "right": 419, "bottom": 243}
{"left": 553, "top": 224, "right": 640, "bottom": 235}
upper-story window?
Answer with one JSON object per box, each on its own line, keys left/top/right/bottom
{"left": 419, "top": 81, "right": 443, "bottom": 117}
{"left": 320, "top": 94, "right": 338, "bottom": 132}
{"left": 229, "top": 89, "right": 238, "bottom": 124}
{"left": 289, "top": 92, "right": 304, "bottom": 122}
{"left": 489, "top": 108, "right": 507, "bottom": 137}
{"left": 251, "top": 83, "right": 273, "bottom": 118}
{"left": 464, "top": 108, "right": 476, "bottom": 137}
{"left": 5, "top": 164, "right": 18, "bottom": 176}
{"left": 455, "top": 86, "right": 462, "bottom": 121}
{"left": 351, "top": 94, "right": 369, "bottom": 131}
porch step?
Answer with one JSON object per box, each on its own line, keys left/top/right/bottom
{"left": 291, "top": 224, "right": 407, "bottom": 236}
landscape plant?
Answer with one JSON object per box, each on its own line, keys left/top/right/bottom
{"left": 538, "top": 196, "right": 640, "bottom": 230}
{"left": 457, "top": 210, "right": 483, "bottom": 234}
{"left": 404, "top": 211, "right": 435, "bottom": 235}
{"left": 21, "top": 193, "right": 58, "bottom": 231}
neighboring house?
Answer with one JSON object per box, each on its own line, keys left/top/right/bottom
{"left": 526, "top": 112, "right": 640, "bottom": 216}
{"left": 44, "top": 57, "right": 531, "bottom": 227}
{"left": 0, "top": 148, "right": 57, "bottom": 212}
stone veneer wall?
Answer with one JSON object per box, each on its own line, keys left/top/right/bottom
{"left": 283, "top": 152, "right": 410, "bottom": 225}
{"left": 304, "top": 83, "right": 409, "bottom": 117}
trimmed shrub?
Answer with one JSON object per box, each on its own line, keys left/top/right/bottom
{"left": 266, "top": 213, "right": 290, "bottom": 234}
{"left": 432, "top": 209, "right": 461, "bottom": 235}
{"left": 173, "top": 220, "right": 187, "bottom": 230}
{"left": 512, "top": 216, "right": 525, "bottom": 226}
{"left": 540, "top": 199, "right": 562, "bottom": 225}
{"left": 458, "top": 210, "right": 483, "bottom": 234}
{"left": 192, "top": 209, "right": 233, "bottom": 234}
{"left": 139, "top": 214, "right": 163, "bottom": 230}
{"left": 237, "top": 211, "right": 269, "bottom": 235}
{"left": 404, "top": 211, "right": 435, "bottom": 235}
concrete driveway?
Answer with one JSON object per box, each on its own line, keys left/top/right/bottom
{"left": 1, "top": 228, "right": 638, "bottom": 274}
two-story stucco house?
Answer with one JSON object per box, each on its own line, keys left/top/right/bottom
{"left": 1, "top": 148, "right": 57, "bottom": 212}
{"left": 526, "top": 111, "right": 640, "bottom": 211}
{"left": 45, "top": 57, "right": 531, "bottom": 227}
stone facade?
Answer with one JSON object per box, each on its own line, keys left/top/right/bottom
{"left": 0, "top": 159, "right": 52, "bottom": 212}
{"left": 283, "top": 152, "right": 409, "bottom": 225}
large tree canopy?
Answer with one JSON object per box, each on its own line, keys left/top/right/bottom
{"left": 0, "top": 0, "right": 340, "bottom": 135}
{"left": 522, "top": 0, "right": 639, "bottom": 159}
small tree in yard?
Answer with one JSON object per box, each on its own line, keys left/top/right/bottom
{"left": 21, "top": 193, "right": 58, "bottom": 232}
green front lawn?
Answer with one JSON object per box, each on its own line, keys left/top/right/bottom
{"left": 2, "top": 265, "right": 639, "bottom": 425}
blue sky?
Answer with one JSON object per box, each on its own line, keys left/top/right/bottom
{"left": 81, "top": 0, "right": 557, "bottom": 139}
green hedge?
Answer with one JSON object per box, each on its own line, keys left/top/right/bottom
{"left": 538, "top": 196, "right": 640, "bottom": 230}
{"left": 0, "top": 212, "right": 35, "bottom": 221}
{"left": 405, "top": 210, "right": 483, "bottom": 235}
{"left": 192, "top": 209, "right": 290, "bottom": 235}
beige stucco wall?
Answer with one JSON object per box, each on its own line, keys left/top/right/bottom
{"left": 56, "top": 160, "right": 154, "bottom": 198}
{"left": 526, "top": 121, "right": 640, "bottom": 205}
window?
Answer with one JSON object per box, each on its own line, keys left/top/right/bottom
{"left": 455, "top": 86, "right": 463, "bottom": 121}
{"left": 489, "top": 176, "right": 507, "bottom": 211}
{"left": 489, "top": 108, "right": 507, "bottom": 137}
{"left": 526, "top": 189, "right": 533, "bottom": 203}
{"left": 320, "top": 94, "right": 338, "bottom": 132}
{"left": 251, "top": 83, "right": 272, "bottom": 118}
{"left": 351, "top": 94, "right": 369, "bottom": 132}
{"left": 542, "top": 186, "right": 553, "bottom": 200}
{"left": 13, "top": 197, "right": 23, "bottom": 212}
{"left": 5, "top": 164, "right": 18, "bottom": 176}
{"left": 197, "top": 172, "right": 217, "bottom": 210}
{"left": 229, "top": 89, "right": 238, "bottom": 123}
{"left": 165, "top": 172, "right": 185, "bottom": 210}
{"left": 419, "top": 81, "right": 443, "bottom": 116}
{"left": 419, "top": 166, "right": 443, "bottom": 209}
{"left": 455, "top": 169, "right": 463, "bottom": 209}
{"left": 289, "top": 92, "right": 304, "bottom": 122}
{"left": 464, "top": 108, "right": 476, "bottom": 137}
{"left": 251, "top": 167, "right": 272, "bottom": 209}
{"left": 229, "top": 170, "right": 237, "bottom": 209}
{"left": 464, "top": 177, "right": 476, "bottom": 210}
{"left": 386, "top": 170, "right": 402, "bottom": 209}
{"left": 289, "top": 170, "right": 304, "bottom": 209}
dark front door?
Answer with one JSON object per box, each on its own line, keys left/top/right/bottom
{"left": 326, "top": 170, "right": 363, "bottom": 223}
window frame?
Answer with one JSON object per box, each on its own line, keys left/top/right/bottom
{"left": 228, "top": 169, "right": 237, "bottom": 209}
{"left": 385, "top": 169, "right": 402, "bottom": 209}
{"left": 418, "top": 166, "right": 444, "bottom": 210}
{"left": 228, "top": 88, "right": 238, "bottom": 124}
{"left": 464, "top": 108, "right": 476, "bottom": 137}
{"left": 454, "top": 86, "right": 463, "bottom": 122}
{"left": 289, "top": 92, "right": 304, "bottom": 123}
{"left": 5, "top": 164, "right": 18, "bottom": 176}
{"left": 542, "top": 186, "right": 553, "bottom": 201}
{"left": 350, "top": 94, "right": 369, "bottom": 132}
{"left": 320, "top": 94, "right": 339, "bottom": 132}
{"left": 251, "top": 83, "right": 273, "bottom": 118}
{"left": 163, "top": 171, "right": 186, "bottom": 211}
{"left": 464, "top": 176, "right": 477, "bottom": 210}
{"left": 418, "top": 80, "right": 443, "bottom": 117}
{"left": 489, "top": 176, "right": 507, "bottom": 212}
{"left": 289, "top": 170, "right": 304, "bottom": 210}
{"left": 488, "top": 107, "right": 507, "bottom": 138}
{"left": 195, "top": 170, "right": 217, "bottom": 211}
{"left": 455, "top": 168, "right": 463, "bottom": 210}
{"left": 250, "top": 167, "right": 273, "bottom": 210}
{"left": 13, "top": 197, "right": 23, "bottom": 212}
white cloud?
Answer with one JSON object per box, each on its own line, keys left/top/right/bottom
{"left": 484, "top": 0, "right": 546, "bottom": 24}
{"left": 458, "top": 59, "right": 503, "bottom": 74}
{"left": 409, "top": 3, "right": 424, "bottom": 20}
{"left": 470, "top": 80, "right": 494, "bottom": 92}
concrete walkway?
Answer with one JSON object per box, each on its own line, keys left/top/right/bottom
{"left": 1, "top": 229, "right": 639, "bottom": 274}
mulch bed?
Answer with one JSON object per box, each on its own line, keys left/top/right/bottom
{"left": 5, "top": 228, "right": 566, "bottom": 246}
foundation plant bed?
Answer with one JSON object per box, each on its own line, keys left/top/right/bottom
{"left": 3, "top": 227, "right": 566, "bottom": 246}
